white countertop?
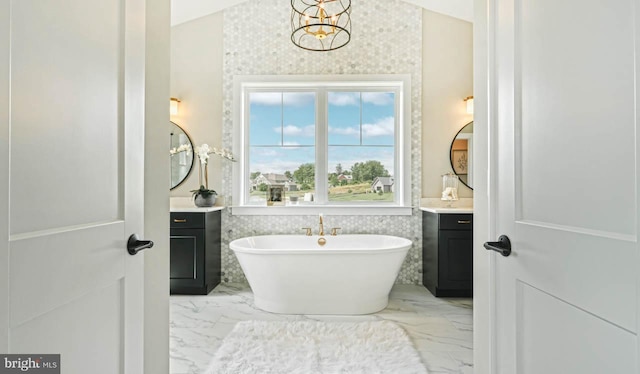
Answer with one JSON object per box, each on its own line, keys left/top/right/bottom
{"left": 419, "top": 206, "right": 473, "bottom": 214}
{"left": 170, "top": 206, "right": 225, "bottom": 213}
{"left": 419, "top": 197, "right": 473, "bottom": 214}
{"left": 170, "top": 197, "right": 225, "bottom": 213}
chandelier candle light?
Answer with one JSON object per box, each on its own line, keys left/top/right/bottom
{"left": 191, "top": 144, "right": 236, "bottom": 207}
{"left": 291, "top": 0, "right": 352, "bottom": 51}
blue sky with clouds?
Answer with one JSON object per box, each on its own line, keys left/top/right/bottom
{"left": 249, "top": 91, "right": 395, "bottom": 176}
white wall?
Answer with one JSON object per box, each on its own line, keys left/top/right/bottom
{"left": 170, "top": 12, "right": 224, "bottom": 198}
{"left": 144, "top": 0, "right": 170, "bottom": 373}
{"left": 422, "top": 9, "right": 474, "bottom": 198}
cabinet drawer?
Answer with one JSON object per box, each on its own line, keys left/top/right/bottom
{"left": 439, "top": 214, "right": 473, "bottom": 230}
{"left": 170, "top": 213, "right": 204, "bottom": 229}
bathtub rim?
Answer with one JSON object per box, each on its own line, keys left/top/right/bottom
{"left": 229, "top": 234, "right": 413, "bottom": 255}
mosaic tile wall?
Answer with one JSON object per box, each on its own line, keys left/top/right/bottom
{"left": 221, "top": 0, "right": 423, "bottom": 284}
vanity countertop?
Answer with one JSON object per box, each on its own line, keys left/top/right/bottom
{"left": 170, "top": 197, "right": 225, "bottom": 213}
{"left": 170, "top": 206, "right": 225, "bottom": 213}
{"left": 419, "top": 206, "right": 473, "bottom": 214}
{"left": 419, "top": 197, "right": 473, "bottom": 214}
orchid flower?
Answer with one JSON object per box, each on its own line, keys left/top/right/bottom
{"left": 194, "top": 143, "right": 236, "bottom": 190}
{"left": 195, "top": 144, "right": 211, "bottom": 164}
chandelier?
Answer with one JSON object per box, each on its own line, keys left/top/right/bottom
{"left": 291, "top": 0, "right": 352, "bottom": 52}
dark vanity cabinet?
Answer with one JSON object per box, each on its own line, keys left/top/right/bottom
{"left": 170, "top": 210, "right": 221, "bottom": 295}
{"left": 422, "top": 211, "right": 473, "bottom": 297}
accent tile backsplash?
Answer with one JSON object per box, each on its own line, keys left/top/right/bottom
{"left": 221, "top": 0, "right": 423, "bottom": 284}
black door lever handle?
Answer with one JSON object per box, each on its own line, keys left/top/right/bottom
{"left": 127, "top": 234, "right": 154, "bottom": 255}
{"left": 483, "top": 235, "right": 511, "bottom": 257}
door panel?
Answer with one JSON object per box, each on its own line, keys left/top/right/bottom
{"left": 10, "top": 0, "right": 123, "bottom": 235}
{"left": 518, "top": 0, "right": 635, "bottom": 236}
{"left": 1, "top": 0, "right": 146, "bottom": 372}
{"left": 513, "top": 224, "right": 636, "bottom": 331}
{"left": 9, "top": 223, "right": 124, "bottom": 326}
{"left": 12, "top": 282, "right": 123, "bottom": 374}
{"left": 492, "top": 0, "right": 639, "bottom": 372}
{"left": 516, "top": 282, "right": 636, "bottom": 374}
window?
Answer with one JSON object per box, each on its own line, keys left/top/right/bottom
{"left": 248, "top": 91, "right": 317, "bottom": 204}
{"left": 233, "top": 75, "right": 411, "bottom": 215}
{"left": 327, "top": 91, "right": 396, "bottom": 203}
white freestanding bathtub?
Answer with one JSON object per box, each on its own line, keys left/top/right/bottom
{"left": 229, "top": 234, "right": 412, "bottom": 315}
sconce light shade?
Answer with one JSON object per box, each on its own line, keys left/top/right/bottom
{"left": 464, "top": 96, "right": 474, "bottom": 115}
{"left": 170, "top": 97, "right": 180, "bottom": 115}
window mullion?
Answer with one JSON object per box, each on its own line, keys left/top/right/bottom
{"left": 359, "top": 91, "right": 363, "bottom": 145}
{"left": 394, "top": 87, "right": 401, "bottom": 205}
{"left": 280, "top": 93, "right": 284, "bottom": 146}
{"left": 241, "top": 88, "right": 251, "bottom": 206}
{"left": 315, "top": 88, "right": 328, "bottom": 204}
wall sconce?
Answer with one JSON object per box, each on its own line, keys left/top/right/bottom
{"left": 170, "top": 97, "right": 181, "bottom": 115}
{"left": 464, "top": 96, "right": 474, "bottom": 115}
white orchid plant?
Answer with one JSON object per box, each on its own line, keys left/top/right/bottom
{"left": 191, "top": 144, "right": 236, "bottom": 198}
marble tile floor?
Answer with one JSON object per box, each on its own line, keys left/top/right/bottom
{"left": 170, "top": 284, "right": 473, "bottom": 374}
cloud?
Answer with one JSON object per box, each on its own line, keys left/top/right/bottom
{"left": 253, "top": 148, "right": 278, "bottom": 157}
{"left": 279, "top": 125, "right": 301, "bottom": 135}
{"left": 362, "top": 92, "right": 394, "bottom": 106}
{"left": 328, "top": 92, "right": 394, "bottom": 107}
{"left": 362, "top": 117, "right": 394, "bottom": 137}
{"left": 250, "top": 92, "right": 315, "bottom": 106}
{"left": 328, "top": 117, "right": 394, "bottom": 138}
{"left": 329, "top": 126, "right": 359, "bottom": 136}
{"left": 250, "top": 92, "right": 281, "bottom": 105}
{"left": 328, "top": 92, "right": 359, "bottom": 106}
{"left": 277, "top": 124, "right": 315, "bottom": 137}
{"left": 284, "top": 92, "right": 315, "bottom": 105}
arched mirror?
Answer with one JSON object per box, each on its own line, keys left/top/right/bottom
{"left": 449, "top": 121, "right": 473, "bottom": 190}
{"left": 170, "top": 121, "right": 194, "bottom": 190}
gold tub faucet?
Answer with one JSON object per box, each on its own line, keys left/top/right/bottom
{"left": 319, "top": 214, "right": 325, "bottom": 236}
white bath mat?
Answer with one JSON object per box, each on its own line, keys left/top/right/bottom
{"left": 204, "top": 320, "right": 428, "bottom": 374}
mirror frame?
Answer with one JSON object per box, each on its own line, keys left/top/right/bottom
{"left": 449, "top": 121, "right": 473, "bottom": 190}
{"left": 170, "top": 121, "right": 195, "bottom": 190}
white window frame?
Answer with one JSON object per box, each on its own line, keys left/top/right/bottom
{"left": 232, "top": 75, "right": 412, "bottom": 216}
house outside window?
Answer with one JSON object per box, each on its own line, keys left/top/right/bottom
{"left": 232, "top": 75, "right": 411, "bottom": 215}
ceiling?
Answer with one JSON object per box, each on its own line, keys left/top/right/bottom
{"left": 171, "top": 0, "right": 473, "bottom": 27}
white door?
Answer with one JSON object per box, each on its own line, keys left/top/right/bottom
{"left": 0, "top": 1, "right": 147, "bottom": 373}
{"left": 489, "top": 0, "right": 639, "bottom": 372}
